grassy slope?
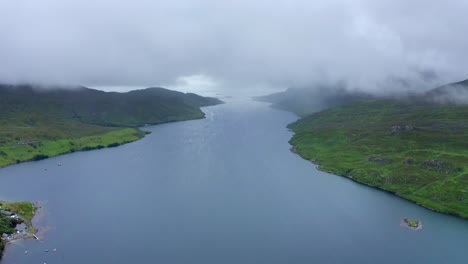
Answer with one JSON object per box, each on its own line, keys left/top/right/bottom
{"left": 0, "top": 128, "right": 147, "bottom": 167}
{"left": 0, "top": 85, "right": 222, "bottom": 168}
{"left": 288, "top": 98, "right": 468, "bottom": 218}
{"left": 0, "top": 201, "right": 37, "bottom": 223}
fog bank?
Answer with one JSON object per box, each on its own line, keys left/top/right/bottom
{"left": 1, "top": 0, "right": 468, "bottom": 93}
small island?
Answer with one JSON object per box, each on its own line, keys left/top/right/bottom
{"left": 400, "top": 217, "right": 422, "bottom": 230}
{"left": 0, "top": 201, "right": 38, "bottom": 258}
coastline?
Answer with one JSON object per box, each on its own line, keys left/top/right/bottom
{"left": 0, "top": 111, "right": 218, "bottom": 259}
{"left": 288, "top": 146, "right": 468, "bottom": 220}
{"left": 0, "top": 128, "right": 148, "bottom": 170}
{"left": 0, "top": 112, "right": 216, "bottom": 171}
{"left": 260, "top": 88, "right": 468, "bottom": 220}
{"left": 0, "top": 201, "right": 40, "bottom": 259}
{"left": 0, "top": 113, "right": 214, "bottom": 260}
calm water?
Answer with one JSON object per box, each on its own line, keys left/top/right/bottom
{"left": 0, "top": 98, "right": 467, "bottom": 264}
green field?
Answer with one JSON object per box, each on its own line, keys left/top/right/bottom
{"left": 0, "top": 201, "right": 37, "bottom": 223}
{"left": 0, "top": 127, "right": 147, "bottom": 168}
{"left": 288, "top": 98, "right": 468, "bottom": 218}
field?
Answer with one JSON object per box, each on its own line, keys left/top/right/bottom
{"left": 0, "top": 126, "right": 147, "bottom": 168}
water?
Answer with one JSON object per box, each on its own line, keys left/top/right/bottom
{"left": 0, "top": 98, "right": 467, "bottom": 264}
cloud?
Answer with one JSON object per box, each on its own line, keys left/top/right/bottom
{"left": 1, "top": 0, "right": 467, "bottom": 93}
{"left": 167, "top": 74, "right": 220, "bottom": 95}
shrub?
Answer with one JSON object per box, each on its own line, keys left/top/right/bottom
{"left": 31, "top": 154, "right": 49, "bottom": 161}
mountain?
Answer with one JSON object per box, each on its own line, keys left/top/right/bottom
{"left": 0, "top": 85, "right": 222, "bottom": 127}
{"left": 424, "top": 79, "right": 468, "bottom": 104}
{"left": 254, "top": 86, "right": 372, "bottom": 117}
{"left": 261, "top": 80, "right": 468, "bottom": 218}
{"left": 0, "top": 84, "right": 223, "bottom": 167}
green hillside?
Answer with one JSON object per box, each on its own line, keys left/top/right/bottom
{"left": 288, "top": 93, "right": 468, "bottom": 218}
{"left": 264, "top": 80, "right": 468, "bottom": 218}
{"left": 255, "top": 86, "right": 371, "bottom": 116}
{"left": 0, "top": 84, "right": 222, "bottom": 167}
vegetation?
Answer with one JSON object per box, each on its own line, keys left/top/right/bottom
{"left": 0, "top": 201, "right": 36, "bottom": 222}
{"left": 255, "top": 86, "right": 371, "bottom": 116}
{"left": 288, "top": 97, "right": 468, "bottom": 218}
{"left": 403, "top": 218, "right": 420, "bottom": 228}
{"left": 0, "top": 84, "right": 222, "bottom": 167}
{"left": 0, "top": 216, "right": 19, "bottom": 253}
{"left": 0, "top": 201, "right": 37, "bottom": 256}
{"left": 0, "top": 128, "right": 147, "bottom": 167}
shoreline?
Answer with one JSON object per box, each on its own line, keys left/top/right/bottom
{"left": 0, "top": 112, "right": 216, "bottom": 171}
{"left": 0, "top": 112, "right": 213, "bottom": 259}
{"left": 0, "top": 201, "right": 40, "bottom": 259}
{"left": 288, "top": 146, "right": 468, "bottom": 220}
{"left": 0, "top": 128, "right": 149, "bottom": 171}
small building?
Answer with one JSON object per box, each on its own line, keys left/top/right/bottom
{"left": 15, "top": 223, "right": 27, "bottom": 232}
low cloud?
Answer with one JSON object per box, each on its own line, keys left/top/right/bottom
{"left": 428, "top": 83, "right": 468, "bottom": 104}
{"left": 1, "top": 0, "right": 467, "bottom": 93}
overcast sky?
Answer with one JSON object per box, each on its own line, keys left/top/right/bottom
{"left": 1, "top": 0, "right": 467, "bottom": 94}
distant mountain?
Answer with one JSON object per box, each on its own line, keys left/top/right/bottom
{"left": 255, "top": 86, "right": 372, "bottom": 117}
{"left": 0, "top": 84, "right": 223, "bottom": 167}
{"left": 0, "top": 84, "right": 223, "bottom": 127}
{"left": 424, "top": 79, "right": 468, "bottom": 104}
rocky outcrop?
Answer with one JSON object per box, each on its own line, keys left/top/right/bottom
{"left": 368, "top": 156, "right": 391, "bottom": 163}
{"left": 389, "top": 125, "right": 414, "bottom": 134}
{"left": 400, "top": 218, "right": 422, "bottom": 230}
{"left": 450, "top": 123, "right": 468, "bottom": 130}
{"left": 422, "top": 160, "right": 447, "bottom": 169}
{"left": 403, "top": 158, "right": 413, "bottom": 164}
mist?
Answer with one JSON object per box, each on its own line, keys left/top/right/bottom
{"left": 1, "top": 0, "right": 468, "bottom": 94}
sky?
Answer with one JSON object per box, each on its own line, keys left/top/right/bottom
{"left": 1, "top": 0, "right": 467, "bottom": 94}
